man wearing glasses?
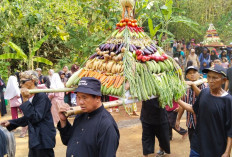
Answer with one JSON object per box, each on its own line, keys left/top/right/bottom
{"left": 0, "top": 71, "right": 56, "bottom": 157}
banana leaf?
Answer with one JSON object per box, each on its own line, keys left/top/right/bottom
{"left": 8, "top": 41, "right": 27, "bottom": 59}
{"left": 31, "top": 35, "right": 49, "bottom": 56}
{"left": 33, "top": 56, "right": 53, "bottom": 65}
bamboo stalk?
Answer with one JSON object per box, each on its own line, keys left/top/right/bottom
{"left": 186, "top": 78, "right": 207, "bottom": 89}
{"left": 63, "top": 78, "right": 207, "bottom": 116}
{"left": 64, "top": 100, "right": 124, "bottom": 117}
{"left": 28, "top": 88, "right": 76, "bottom": 94}
{"left": 28, "top": 79, "right": 207, "bottom": 94}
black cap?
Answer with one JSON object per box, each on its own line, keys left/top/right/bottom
{"left": 185, "top": 66, "right": 198, "bottom": 75}
{"left": 202, "top": 64, "right": 227, "bottom": 77}
{"left": 74, "top": 77, "right": 102, "bottom": 96}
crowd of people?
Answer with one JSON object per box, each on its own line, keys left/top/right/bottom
{"left": 172, "top": 39, "right": 232, "bottom": 74}
{"left": 0, "top": 40, "right": 232, "bottom": 157}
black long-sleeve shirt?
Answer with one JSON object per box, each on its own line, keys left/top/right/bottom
{"left": 191, "top": 88, "right": 232, "bottom": 156}
{"left": 58, "top": 105, "right": 120, "bottom": 157}
{"left": 7, "top": 93, "right": 56, "bottom": 149}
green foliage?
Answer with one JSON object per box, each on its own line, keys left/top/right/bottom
{"left": 0, "top": 61, "right": 10, "bottom": 82}
{"left": 147, "top": 0, "right": 200, "bottom": 46}
{"left": 0, "top": 0, "right": 231, "bottom": 73}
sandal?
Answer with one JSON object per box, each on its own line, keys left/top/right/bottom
{"left": 19, "top": 134, "right": 25, "bottom": 138}
{"left": 156, "top": 150, "right": 165, "bottom": 157}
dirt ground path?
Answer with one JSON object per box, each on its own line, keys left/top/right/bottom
{"left": 0, "top": 102, "right": 224, "bottom": 157}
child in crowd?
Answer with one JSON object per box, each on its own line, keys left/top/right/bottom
{"left": 221, "top": 57, "right": 229, "bottom": 69}
{"left": 209, "top": 61, "right": 214, "bottom": 68}
{"left": 199, "top": 61, "right": 208, "bottom": 78}
{"left": 214, "top": 58, "right": 222, "bottom": 65}
{"left": 176, "top": 66, "right": 206, "bottom": 141}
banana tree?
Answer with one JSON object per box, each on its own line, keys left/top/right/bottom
{"left": 148, "top": 0, "right": 201, "bottom": 46}
{"left": 0, "top": 35, "right": 53, "bottom": 70}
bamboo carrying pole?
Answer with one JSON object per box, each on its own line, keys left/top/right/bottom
{"left": 28, "top": 79, "right": 207, "bottom": 116}
{"left": 28, "top": 79, "right": 207, "bottom": 94}
{"left": 29, "top": 88, "right": 76, "bottom": 94}
{"left": 64, "top": 78, "right": 208, "bottom": 116}
{"left": 64, "top": 100, "right": 124, "bottom": 117}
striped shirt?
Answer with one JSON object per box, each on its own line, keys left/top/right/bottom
{"left": 183, "top": 83, "right": 206, "bottom": 129}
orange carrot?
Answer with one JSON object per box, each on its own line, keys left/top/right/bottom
{"left": 79, "top": 70, "right": 87, "bottom": 78}
{"left": 103, "top": 76, "right": 111, "bottom": 86}
{"left": 100, "top": 75, "right": 107, "bottom": 83}
{"left": 106, "top": 75, "right": 116, "bottom": 88}
{"left": 97, "top": 73, "right": 104, "bottom": 80}
{"left": 89, "top": 71, "right": 96, "bottom": 77}
{"left": 113, "top": 75, "right": 121, "bottom": 88}
{"left": 78, "top": 69, "right": 86, "bottom": 77}
{"left": 92, "top": 72, "right": 99, "bottom": 78}
{"left": 85, "top": 70, "right": 91, "bottom": 77}
{"left": 116, "top": 76, "right": 124, "bottom": 88}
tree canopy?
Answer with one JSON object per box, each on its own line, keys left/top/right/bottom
{"left": 0, "top": 0, "right": 231, "bottom": 78}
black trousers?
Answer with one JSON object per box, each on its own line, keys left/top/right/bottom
{"left": 141, "top": 122, "right": 170, "bottom": 155}
{"left": 29, "top": 148, "right": 54, "bottom": 157}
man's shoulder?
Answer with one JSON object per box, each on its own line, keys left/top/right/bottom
{"left": 199, "top": 88, "right": 209, "bottom": 97}
{"left": 35, "top": 92, "right": 47, "bottom": 97}
{"left": 223, "top": 93, "right": 232, "bottom": 101}
{"left": 100, "top": 109, "right": 117, "bottom": 126}
{"left": 34, "top": 92, "right": 49, "bottom": 101}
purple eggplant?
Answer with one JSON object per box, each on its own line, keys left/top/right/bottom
{"left": 150, "top": 45, "right": 157, "bottom": 52}
{"left": 135, "top": 45, "right": 141, "bottom": 49}
{"left": 110, "top": 44, "right": 116, "bottom": 52}
{"left": 151, "top": 44, "right": 157, "bottom": 48}
{"left": 100, "top": 55, "right": 104, "bottom": 59}
{"left": 102, "top": 44, "right": 108, "bottom": 51}
{"left": 129, "top": 44, "right": 134, "bottom": 52}
{"left": 151, "top": 46, "right": 157, "bottom": 52}
{"left": 89, "top": 53, "right": 97, "bottom": 59}
{"left": 115, "top": 43, "right": 119, "bottom": 51}
{"left": 108, "top": 43, "right": 113, "bottom": 52}
{"left": 149, "top": 45, "right": 156, "bottom": 51}
{"left": 103, "top": 43, "right": 110, "bottom": 51}
{"left": 118, "top": 43, "right": 124, "bottom": 53}
{"left": 146, "top": 46, "right": 154, "bottom": 53}
{"left": 100, "top": 44, "right": 105, "bottom": 51}
{"left": 143, "top": 48, "right": 151, "bottom": 55}
{"left": 131, "top": 44, "right": 137, "bottom": 51}
{"left": 116, "top": 43, "right": 124, "bottom": 55}
{"left": 115, "top": 43, "right": 121, "bottom": 54}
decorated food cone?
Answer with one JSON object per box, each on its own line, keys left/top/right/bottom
{"left": 202, "top": 23, "right": 224, "bottom": 47}
{"left": 65, "top": 17, "right": 187, "bottom": 108}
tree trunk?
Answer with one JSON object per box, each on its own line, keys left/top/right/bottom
{"left": 28, "top": 41, "right": 33, "bottom": 70}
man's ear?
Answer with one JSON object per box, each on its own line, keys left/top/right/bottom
{"left": 96, "top": 96, "right": 101, "bottom": 102}
{"left": 222, "top": 77, "right": 227, "bottom": 84}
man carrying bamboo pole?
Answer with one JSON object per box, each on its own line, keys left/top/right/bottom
{"left": 178, "top": 64, "right": 232, "bottom": 157}
{"left": 57, "top": 77, "right": 120, "bottom": 157}
{"left": 0, "top": 71, "right": 56, "bottom": 157}
{"left": 176, "top": 66, "right": 206, "bottom": 142}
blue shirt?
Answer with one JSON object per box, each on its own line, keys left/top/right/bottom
{"left": 58, "top": 105, "right": 119, "bottom": 157}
